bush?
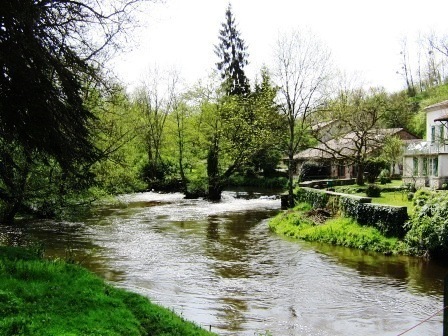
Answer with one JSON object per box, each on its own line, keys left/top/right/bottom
{"left": 405, "top": 191, "right": 448, "bottom": 258}
{"left": 378, "top": 169, "right": 391, "bottom": 184}
{"left": 364, "top": 158, "right": 388, "bottom": 183}
{"left": 298, "top": 161, "right": 330, "bottom": 181}
{"left": 365, "top": 184, "right": 381, "bottom": 197}
{"left": 185, "top": 177, "right": 207, "bottom": 199}
{"left": 412, "top": 188, "right": 432, "bottom": 207}
{"left": 227, "top": 174, "right": 287, "bottom": 189}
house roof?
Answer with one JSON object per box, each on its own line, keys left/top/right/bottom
{"left": 424, "top": 100, "right": 448, "bottom": 112}
{"left": 434, "top": 115, "right": 448, "bottom": 122}
{"left": 310, "top": 119, "right": 338, "bottom": 131}
{"left": 293, "top": 128, "right": 415, "bottom": 161}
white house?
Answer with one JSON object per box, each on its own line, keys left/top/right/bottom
{"left": 403, "top": 100, "right": 448, "bottom": 189}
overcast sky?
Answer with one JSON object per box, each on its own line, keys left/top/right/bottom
{"left": 111, "top": 0, "right": 448, "bottom": 93}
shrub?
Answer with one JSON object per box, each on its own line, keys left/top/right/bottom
{"left": 412, "top": 188, "right": 432, "bottom": 207}
{"left": 365, "top": 184, "right": 381, "bottom": 197}
{"left": 405, "top": 191, "right": 448, "bottom": 258}
{"left": 227, "top": 174, "right": 287, "bottom": 189}
{"left": 378, "top": 169, "right": 391, "bottom": 184}
{"left": 364, "top": 158, "right": 388, "bottom": 183}
{"left": 185, "top": 177, "right": 207, "bottom": 199}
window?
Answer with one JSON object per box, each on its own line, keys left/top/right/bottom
{"left": 432, "top": 157, "right": 438, "bottom": 176}
{"left": 413, "top": 157, "right": 419, "bottom": 176}
{"left": 338, "top": 164, "right": 345, "bottom": 177}
{"left": 440, "top": 125, "right": 445, "bottom": 143}
{"left": 422, "top": 157, "right": 428, "bottom": 176}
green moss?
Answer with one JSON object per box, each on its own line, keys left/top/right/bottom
{"left": 0, "top": 247, "right": 215, "bottom": 336}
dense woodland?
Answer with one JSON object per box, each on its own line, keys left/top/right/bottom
{"left": 1, "top": 1, "right": 448, "bottom": 223}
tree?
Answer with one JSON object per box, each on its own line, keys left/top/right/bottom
{"left": 134, "top": 68, "right": 181, "bottom": 186}
{"left": 214, "top": 3, "right": 250, "bottom": 96}
{"left": 321, "top": 88, "right": 389, "bottom": 185}
{"left": 89, "top": 85, "right": 147, "bottom": 194}
{"left": 398, "top": 38, "right": 416, "bottom": 97}
{"left": 246, "top": 68, "right": 285, "bottom": 176}
{"left": 379, "top": 135, "right": 404, "bottom": 177}
{"left": 0, "top": 0, "right": 145, "bottom": 222}
{"left": 191, "top": 70, "right": 281, "bottom": 200}
{"left": 273, "top": 29, "right": 332, "bottom": 206}
{"left": 383, "top": 91, "right": 419, "bottom": 131}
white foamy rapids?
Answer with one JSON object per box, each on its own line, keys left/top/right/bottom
{"left": 117, "top": 191, "right": 280, "bottom": 222}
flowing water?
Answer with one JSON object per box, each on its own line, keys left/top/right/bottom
{"left": 2, "top": 190, "right": 447, "bottom": 335}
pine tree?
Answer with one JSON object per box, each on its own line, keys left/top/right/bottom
{"left": 214, "top": 3, "right": 250, "bottom": 96}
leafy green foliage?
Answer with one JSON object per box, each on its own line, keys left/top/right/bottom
{"left": 269, "top": 212, "right": 401, "bottom": 254}
{"left": 383, "top": 91, "right": 420, "bottom": 130}
{"left": 227, "top": 174, "right": 287, "bottom": 189}
{"left": 405, "top": 191, "right": 448, "bottom": 258}
{"left": 0, "top": 247, "right": 216, "bottom": 336}
{"left": 365, "top": 184, "right": 381, "bottom": 197}
{"left": 412, "top": 189, "right": 432, "bottom": 207}
{"left": 193, "top": 69, "right": 283, "bottom": 200}
{"left": 364, "top": 158, "right": 388, "bottom": 183}
{"left": 89, "top": 87, "right": 147, "bottom": 195}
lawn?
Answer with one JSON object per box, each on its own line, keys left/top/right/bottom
{"left": 0, "top": 246, "right": 216, "bottom": 336}
{"left": 334, "top": 180, "right": 415, "bottom": 214}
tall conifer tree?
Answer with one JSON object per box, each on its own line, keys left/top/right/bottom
{"left": 214, "top": 3, "right": 250, "bottom": 96}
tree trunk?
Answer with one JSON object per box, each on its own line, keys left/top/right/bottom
{"left": 1, "top": 201, "right": 21, "bottom": 224}
{"left": 287, "top": 152, "right": 295, "bottom": 207}
{"left": 207, "top": 145, "right": 222, "bottom": 201}
{"left": 0, "top": 161, "right": 29, "bottom": 224}
{"left": 356, "top": 162, "right": 365, "bottom": 185}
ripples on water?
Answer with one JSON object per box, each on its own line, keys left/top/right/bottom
{"left": 2, "top": 191, "right": 446, "bottom": 335}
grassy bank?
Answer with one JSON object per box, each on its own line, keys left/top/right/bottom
{"left": 269, "top": 204, "right": 406, "bottom": 255}
{"left": 0, "top": 246, "right": 215, "bottom": 336}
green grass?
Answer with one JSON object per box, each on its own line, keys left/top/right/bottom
{"left": 0, "top": 246, "right": 216, "bottom": 336}
{"left": 334, "top": 181, "right": 415, "bottom": 214}
{"left": 269, "top": 208, "right": 405, "bottom": 254}
{"left": 369, "top": 191, "right": 414, "bottom": 211}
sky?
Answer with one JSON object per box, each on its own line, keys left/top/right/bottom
{"left": 111, "top": 0, "right": 448, "bottom": 93}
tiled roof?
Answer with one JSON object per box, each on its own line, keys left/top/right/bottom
{"left": 293, "top": 128, "right": 409, "bottom": 160}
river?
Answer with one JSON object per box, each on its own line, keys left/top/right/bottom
{"left": 1, "top": 190, "right": 447, "bottom": 335}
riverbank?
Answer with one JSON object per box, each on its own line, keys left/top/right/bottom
{"left": 269, "top": 203, "right": 407, "bottom": 255}
{"left": 0, "top": 246, "right": 216, "bottom": 336}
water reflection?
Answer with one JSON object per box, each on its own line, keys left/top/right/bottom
{"left": 0, "top": 191, "right": 446, "bottom": 335}
{"left": 312, "top": 242, "right": 448, "bottom": 296}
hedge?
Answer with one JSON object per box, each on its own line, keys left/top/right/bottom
{"left": 339, "top": 196, "right": 409, "bottom": 238}
{"left": 296, "top": 188, "right": 330, "bottom": 208}
{"left": 295, "top": 187, "right": 409, "bottom": 238}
